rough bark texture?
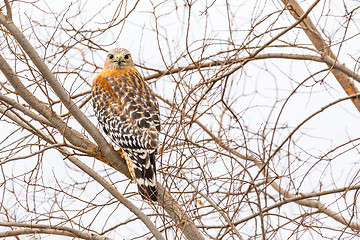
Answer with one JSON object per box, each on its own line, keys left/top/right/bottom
{"left": 281, "top": 0, "right": 360, "bottom": 112}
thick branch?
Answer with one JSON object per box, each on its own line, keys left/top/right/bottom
{"left": 0, "top": 106, "right": 165, "bottom": 240}
{"left": 0, "top": 12, "right": 129, "bottom": 175}
{"left": 58, "top": 149, "right": 165, "bottom": 240}
{"left": 281, "top": 0, "right": 360, "bottom": 112}
{"left": 157, "top": 184, "right": 206, "bottom": 240}
{"left": 4, "top": 0, "right": 12, "bottom": 21}
{"left": 0, "top": 12, "right": 204, "bottom": 240}
{"left": 0, "top": 53, "right": 100, "bottom": 158}
{"left": 0, "top": 92, "right": 52, "bottom": 126}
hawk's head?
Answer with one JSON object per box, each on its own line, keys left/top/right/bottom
{"left": 104, "top": 48, "right": 135, "bottom": 70}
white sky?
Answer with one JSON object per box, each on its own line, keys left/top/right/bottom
{"left": 1, "top": 0, "right": 360, "bottom": 239}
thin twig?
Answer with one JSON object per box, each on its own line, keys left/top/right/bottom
{"left": 181, "top": 170, "right": 244, "bottom": 240}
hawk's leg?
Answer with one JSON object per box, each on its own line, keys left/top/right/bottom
{"left": 116, "top": 147, "right": 137, "bottom": 182}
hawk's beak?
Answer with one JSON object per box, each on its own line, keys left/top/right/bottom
{"left": 115, "top": 54, "right": 123, "bottom": 65}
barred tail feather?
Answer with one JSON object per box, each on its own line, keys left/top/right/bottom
{"left": 137, "top": 180, "right": 157, "bottom": 202}
{"left": 135, "top": 164, "right": 157, "bottom": 201}
{"left": 127, "top": 149, "right": 158, "bottom": 201}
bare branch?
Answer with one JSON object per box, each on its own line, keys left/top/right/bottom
{"left": 0, "top": 11, "right": 205, "bottom": 240}
{"left": 281, "top": 0, "right": 360, "bottom": 111}
{"left": 0, "top": 53, "right": 102, "bottom": 159}
{"left": 1, "top": 1, "right": 360, "bottom": 238}
{"left": 0, "top": 92, "right": 52, "bottom": 126}
{"left": 269, "top": 93, "right": 360, "bottom": 163}
{"left": 57, "top": 148, "right": 165, "bottom": 240}
{"left": 0, "top": 15, "right": 129, "bottom": 174}
{"left": 322, "top": 54, "right": 360, "bottom": 83}
{"left": 181, "top": 170, "right": 244, "bottom": 240}
{"left": 0, "top": 222, "right": 112, "bottom": 240}
{"left": 4, "top": 0, "right": 12, "bottom": 21}
{"left": 0, "top": 106, "right": 165, "bottom": 240}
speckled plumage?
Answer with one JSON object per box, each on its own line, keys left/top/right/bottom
{"left": 92, "top": 48, "right": 160, "bottom": 201}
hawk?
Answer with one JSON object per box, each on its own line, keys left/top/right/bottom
{"left": 92, "top": 48, "right": 160, "bottom": 201}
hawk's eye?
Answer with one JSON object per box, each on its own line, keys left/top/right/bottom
{"left": 124, "top": 54, "right": 130, "bottom": 59}
{"left": 109, "top": 54, "right": 114, "bottom": 59}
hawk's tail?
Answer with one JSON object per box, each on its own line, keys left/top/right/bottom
{"left": 137, "top": 178, "right": 157, "bottom": 202}
{"left": 129, "top": 150, "right": 158, "bottom": 202}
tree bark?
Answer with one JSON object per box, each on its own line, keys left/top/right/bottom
{"left": 281, "top": 0, "right": 360, "bottom": 112}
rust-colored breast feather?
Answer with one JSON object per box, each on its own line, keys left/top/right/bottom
{"left": 92, "top": 67, "right": 160, "bottom": 150}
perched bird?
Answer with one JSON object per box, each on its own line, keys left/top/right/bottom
{"left": 92, "top": 48, "right": 160, "bottom": 201}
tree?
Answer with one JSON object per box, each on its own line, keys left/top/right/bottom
{"left": 1, "top": 0, "right": 360, "bottom": 239}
